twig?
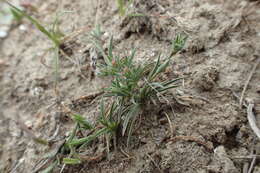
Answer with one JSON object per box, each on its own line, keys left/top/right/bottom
{"left": 145, "top": 153, "right": 163, "bottom": 173}
{"left": 48, "top": 124, "right": 60, "bottom": 142}
{"left": 247, "top": 103, "right": 260, "bottom": 139}
{"left": 167, "top": 136, "right": 213, "bottom": 152}
{"left": 232, "top": 91, "right": 260, "bottom": 139}
{"left": 243, "top": 147, "right": 254, "bottom": 173}
{"left": 72, "top": 91, "right": 104, "bottom": 103}
{"left": 120, "top": 147, "right": 131, "bottom": 158}
{"left": 231, "top": 155, "right": 260, "bottom": 159}
{"left": 248, "top": 155, "right": 256, "bottom": 173}
{"left": 10, "top": 160, "right": 23, "bottom": 173}
{"left": 240, "top": 58, "right": 260, "bottom": 107}
{"left": 243, "top": 162, "right": 249, "bottom": 173}
{"left": 59, "top": 164, "right": 66, "bottom": 173}
{"left": 32, "top": 139, "right": 66, "bottom": 173}
{"left": 163, "top": 112, "right": 174, "bottom": 136}
{"left": 78, "top": 152, "right": 104, "bottom": 162}
{"left": 232, "top": 91, "right": 247, "bottom": 108}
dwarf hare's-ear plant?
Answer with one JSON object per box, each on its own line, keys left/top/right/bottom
{"left": 89, "top": 36, "right": 186, "bottom": 147}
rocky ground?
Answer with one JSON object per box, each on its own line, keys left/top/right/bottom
{"left": 0, "top": 0, "right": 260, "bottom": 172}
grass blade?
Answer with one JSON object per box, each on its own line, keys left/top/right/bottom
{"left": 157, "top": 85, "right": 179, "bottom": 92}
{"left": 148, "top": 55, "right": 161, "bottom": 80}
{"left": 116, "top": 0, "right": 126, "bottom": 16}
{"left": 5, "top": 1, "right": 60, "bottom": 46}
{"left": 69, "top": 128, "right": 109, "bottom": 147}
{"left": 162, "top": 77, "right": 183, "bottom": 86}
{"left": 122, "top": 104, "right": 140, "bottom": 136}
{"left": 153, "top": 59, "right": 170, "bottom": 78}
{"left": 63, "top": 158, "right": 81, "bottom": 165}
{"left": 72, "top": 114, "right": 93, "bottom": 130}
{"left": 108, "top": 36, "right": 114, "bottom": 61}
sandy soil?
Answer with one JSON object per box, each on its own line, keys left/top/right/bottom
{"left": 0, "top": 0, "right": 260, "bottom": 172}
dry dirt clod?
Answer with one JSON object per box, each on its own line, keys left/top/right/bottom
{"left": 192, "top": 66, "right": 219, "bottom": 91}
{"left": 120, "top": 15, "right": 152, "bottom": 39}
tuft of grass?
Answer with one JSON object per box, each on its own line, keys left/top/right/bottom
{"left": 171, "top": 33, "right": 188, "bottom": 55}
{"left": 89, "top": 34, "right": 186, "bottom": 146}
{"left": 7, "top": 8, "right": 187, "bottom": 168}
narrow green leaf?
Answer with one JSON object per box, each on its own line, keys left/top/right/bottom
{"left": 69, "top": 128, "right": 109, "bottom": 147}
{"left": 153, "top": 59, "right": 170, "bottom": 78}
{"left": 63, "top": 158, "right": 81, "bottom": 165}
{"left": 117, "top": 0, "right": 126, "bottom": 16}
{"left": 157, "top": 85, "right": 179, "bottom": 92}
{"left": 5, "top": 1, "right": 60, "bottom": 46}
{"left": 72, "top": 114, "right": 93, "bottom": 130}
{"left": 10, "top": 8, "right": 23, "bottom": 21}
{"left": 150, "top": 82, "right": 164, "bottom": 89}
{"left": 108, "top": 36, "right": 113, "bottom": 61}
{"left": 148, "top": 55, "right": 161, "bottom": 80}
{"left": 128, "top": 48, "right": 136, "bottom": 65}
{"left": 122, "top": 104, "right": 139, "bottom": 136}
{"left": 67, "top": 123, "right": 79, "bottom": 144}
{"left": 127, "top": 109, "right": 139, "bottom": 147}
{"left": 162, "top": 77, "right": 183, "bottom": 86}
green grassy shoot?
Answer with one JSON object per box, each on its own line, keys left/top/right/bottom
{"left": 171, "top": 33, "right": 188, "bottom": 55}
{"left": 4, "top": 1, "right": 70, "bottom": 93}
{"left": 5, "top": 1, "right": 61, "bottom": 46}
{"left": 116, "top": 0, "right": 126, "bottom": 16}
{"left": 89, "top": 34, "right": 186, "bottom": 146}
{"left": 116, "top": 0, "right": 135, "bottom": 16}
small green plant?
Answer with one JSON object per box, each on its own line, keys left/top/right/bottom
{"left": 104, "top": 55, "right": 181, "bottom": 146}
{"left": 6, "top": 8, "right": 187, "bottom": 169}
{"left": 90, "top": 34, "right": 186, "bottom": 146}
{"left": 171, "top": 33, "right": 188, "bottom": 55}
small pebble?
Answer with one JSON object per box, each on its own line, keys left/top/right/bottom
{"left": 19, "top": 24, "right": 27, "bottom": 31}
{"left": 0, "top": 30, "right": 7, "bottom": 38}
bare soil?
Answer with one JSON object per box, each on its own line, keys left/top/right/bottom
{"left": 0, "top": 0, "right": 260, "bottom": 173}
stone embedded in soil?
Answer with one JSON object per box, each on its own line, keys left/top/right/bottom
{"left": 185, "top": 36, "right": 206, "bottom": 54}
{"left": 192, "top": 66, "right": 219, "bottom": 91}
{"left": 208, "top": 146, "right": 239, "bottom": 173}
